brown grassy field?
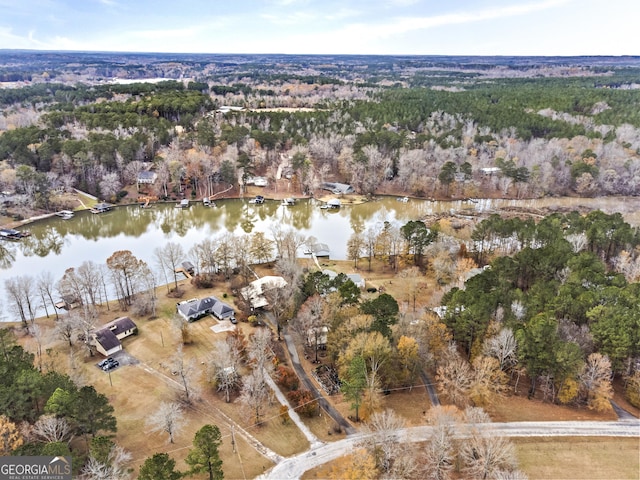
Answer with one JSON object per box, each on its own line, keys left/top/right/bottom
{"left": 515, "top": 437, "right": 640, "bottom": 480}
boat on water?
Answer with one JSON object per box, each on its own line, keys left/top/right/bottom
{"left": 0, "top": 228, "right": 30, "bottom": 240}
{"left": 249, "top": 195, "right": 265, "bottom": 204}
{"left": 320, "top": 198, "right": 342, "bottom": 210}
{"left": 281, "top": 198, "right": 295, "bottom": 206}
{"left": 175, "top": 199, "right": 190, "bottom": 208}
{"left": 397, "top": 196, "right": 409, "bottom": 203}
{"left": 56, "top": 210, "right": 75, "bottom": 219}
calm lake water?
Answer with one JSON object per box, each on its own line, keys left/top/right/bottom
{"left": 1, "top": 195, "right": 640, "bottom": 319}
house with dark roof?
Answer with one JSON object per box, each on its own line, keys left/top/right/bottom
{"left": 93, "top": 317, "right": 138, "bottom": 357}
{"left": 176, "top": 296, "right": 235, "bottom": 322}
{"left": 54, "top": 294, "right": 83, "bottom": 311}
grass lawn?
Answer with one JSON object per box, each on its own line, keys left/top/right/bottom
{"left": 515, "top": 437, "right": 640, "bottom": 480}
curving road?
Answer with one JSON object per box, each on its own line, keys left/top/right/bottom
{"left": 258, "top": 419, "right": 640, "bottom": 480}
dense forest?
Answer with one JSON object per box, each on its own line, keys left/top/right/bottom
{"left": 1, "top": 52, "right": 640, "bottom": 218}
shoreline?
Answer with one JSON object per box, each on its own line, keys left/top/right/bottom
{"left": 2, "top": 190, "right": 634, "bottom": 230}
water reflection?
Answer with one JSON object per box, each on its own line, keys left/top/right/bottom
{"left": 1, "top": 195, "right": 639, "bottom": 288}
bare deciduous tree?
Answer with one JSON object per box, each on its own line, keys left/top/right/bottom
{"left": 436, "top": 345, "right": 472, "bottom": 408}
{"left": 293, "top": 294, "right": 328, "bottom": 363}
{"left": 362, "top": 409, "right": 416, "bottom": 478}
{"left": 99, "top": 172, "right": 121, "bottom": 201}
{"left": 36, "top": 271, "right": 58, "bottom": 320}
{"left": 209, "top": 340, "right": 241, "bottom": 403}
{"left": 171, "top": 345, "right": 200, "bottom": 404}
{"left": 81, "top": 443, "right": 132, "bottom": 480}
{"left": 422, "top": 406, "right": 462, "bottom": 480}
{"left": 76, "top": 261, "right": 103, "bottom": 307}
{"left": 146, "top": 402, "right": 185, "bottom": 444}
{"left": 5, "top": 275, "right": 37, "bottom": 329}
{"left": 239, "top": 368, "right": 270, "bottom": 426}
{"left": 578, "top": 353, "right": 613, "bottom": 411}
{"left": 154, "top": 242, "right": 186, "bottom": 291}
{"left": 71, "top": 308, "right": 98, "bottom": 357}
{"left": 54, "top": 314, "right": 77, "bottom": 348}
{"left": 32, "top": 414, "right": 72, "bottom": 444}
{"left": 459, "top": 432, "right": 518, "bottom": 480}
{"left": 483, "top": 328, "right": 518, "bottom": 372}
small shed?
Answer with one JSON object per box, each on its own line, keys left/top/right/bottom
{"left": 55, "top": 295, "right": 83, "bottom": 311}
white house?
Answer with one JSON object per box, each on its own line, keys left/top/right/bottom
{"left": 241, "top": 276, "right": 288, "bottom": 309}
{"left": 137, "top": 171, "right": 158, "bottom": 185}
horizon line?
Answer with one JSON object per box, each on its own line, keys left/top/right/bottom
{"left": 1, "top": 48, "right": 638, "bottom": 59}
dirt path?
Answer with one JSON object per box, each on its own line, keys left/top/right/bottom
{"left": 260, "top": 419, "right": 640, "bottom": 479}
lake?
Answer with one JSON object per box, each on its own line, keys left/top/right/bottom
{"left": 1, "top": 195, "right": 640, "bottom": 320}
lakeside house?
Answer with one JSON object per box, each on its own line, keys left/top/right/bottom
{"left": 321, "top": 182, "right": 355, "bottom": 195}
{"left": 137, "top": 170, "right": 157, "bottom": 185}
{"left": 93, "top": 316, "right": 138, "bottom": 357}
{"left": 176, "top": 296, "right": 235, "bottom": 322}
{"left": 241, "top": 276, "right": 288, "bottom": 309}
{"left": 304, "top": 243, "right": 331, "bottom": 258}
{"left": 322, "top": 269, "right": 366, "bottom": 289}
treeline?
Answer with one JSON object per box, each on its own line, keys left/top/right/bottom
{"left": 2, "top": 64, "right": 640, "bottom": 213}
{"left": 442, "top": 211, "right": 640, "bottom": 405}
{"left": 0, "top": 329, "right": 118, "bottom": 474}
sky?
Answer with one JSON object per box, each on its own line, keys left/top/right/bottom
{"left": 0, "top": 0, "right": 638, "bottom": 56}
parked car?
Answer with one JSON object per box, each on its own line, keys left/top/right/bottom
{"left": 98, "top": 357, "right": 114, "bottom": 368}
{"left": 101, "top": 359, "right": 119, "bottom": 371}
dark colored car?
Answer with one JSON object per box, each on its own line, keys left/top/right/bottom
{"left": 101, "top": 359, "right": 119, "bottom": 371}
{"left": 98, "top": 357, "right": 114, "bottom": 368}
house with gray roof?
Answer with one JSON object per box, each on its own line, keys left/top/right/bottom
{"left": 176, "top": 296, "right": 235, "bottom": 322}
{"left": 321, "top": 182, "right": 355, "bottom": 194}
{"left": 137, "top": 170, "right": 158, "bottom": 185}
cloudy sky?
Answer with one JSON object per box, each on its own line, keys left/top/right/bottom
{"left": 0, "top": 0, "right": 638, "bottom": 56}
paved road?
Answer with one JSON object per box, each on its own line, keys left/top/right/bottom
{"left": 259, "top": 419, "right": 640, "bottom": 479}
